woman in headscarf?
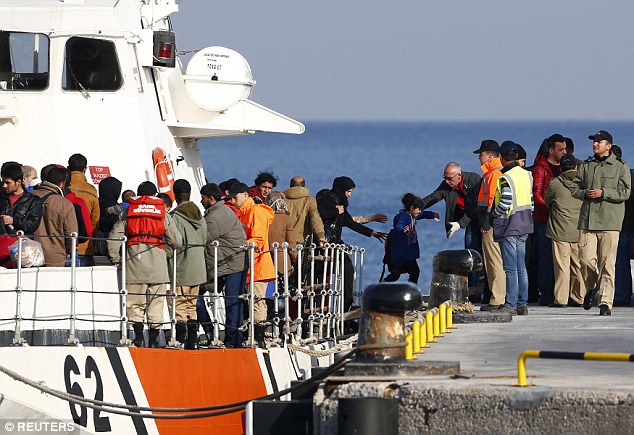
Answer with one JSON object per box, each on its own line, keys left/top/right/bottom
{"left": 317, "top": 176, "right": 386, "bottom": 313}
{"left": 96, "top": 176, "right": 123, "bottom": 255}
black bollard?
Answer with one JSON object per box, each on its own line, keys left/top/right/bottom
{"left": 429, "top": 249, "right": 483, "bottom": 308}
{"left": 345, "top": 282, "right": 459, "bottom": 376}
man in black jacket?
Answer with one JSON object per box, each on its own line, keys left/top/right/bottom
{"left": 0, "top": 163, "right": 43, "bottom": 235}
{"left": 420, "top": 162, "right": 483, "bottom": 287}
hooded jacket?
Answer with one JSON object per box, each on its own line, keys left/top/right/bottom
{"left": 545, "top": 169, "right": 582, "bottom": 243}
{"left": 239, "top": 197, "right": 276, "bottom": 282}
{"left": 98, "top": 177, "right": 123, "bottom": 234}
{"left": 167, "top": 201, "right": 207, "bottom": 286}
{"left": 69, "top": 171, "right": 99, "bottom": 255}
{"left": 204, "top": 201, "right": 246, "bottom": 279}
{"left": 531, "top": 153, "right": 562, "bottom": 224}
{"left": 283, "top": 186, "right": 325, "bottom": 244}
{"left": 32, "top": 181, "right": 78, "bottom": 266}
{"left": 317, "top": 177, "right": 373, "bottom": 243}
{"left": 572, "top": 152, "right": 631, "bottom": 231}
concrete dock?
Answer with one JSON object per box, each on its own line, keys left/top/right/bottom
{"left": 315, "top": 305, "right": 634, "bottom": 434}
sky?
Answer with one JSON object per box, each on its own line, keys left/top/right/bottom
{"left": 172, "top": 1, "right": 634, "bottom": 122}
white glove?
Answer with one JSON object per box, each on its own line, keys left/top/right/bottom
{"left": 447, "top": 222, "right": 460, "bottom": 238}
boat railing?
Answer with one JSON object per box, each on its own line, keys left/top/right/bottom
{"left": 4, "top": 231, "right": 365, "bottom": 349}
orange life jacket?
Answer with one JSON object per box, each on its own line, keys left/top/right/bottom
{"left": 125, "top": 196, "right": 166, "bottom": 249}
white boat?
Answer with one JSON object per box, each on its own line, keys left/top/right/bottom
{"left": 0, "top": 2, "right": 349, "bottom": 434}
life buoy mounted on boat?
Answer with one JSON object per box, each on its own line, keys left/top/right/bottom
{"left": 152, "top": 147, "right": 175, "bottom": 201}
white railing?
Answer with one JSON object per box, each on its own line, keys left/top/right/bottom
{"left": 4, "top": 232, "right": 365, "bottom": 348}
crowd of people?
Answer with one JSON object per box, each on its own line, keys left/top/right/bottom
{"left": 0, "top": 129, "right": 631, "bottom": 349}
{"left": 404, "top": 130, "right": 632, "bottom": 317}
{"left": 0, "top": 155, "right": 388, "bottom": 348}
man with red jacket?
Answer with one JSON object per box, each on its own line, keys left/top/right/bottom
{"left": 531, "top": 133, "right": 567, "bottom": 306}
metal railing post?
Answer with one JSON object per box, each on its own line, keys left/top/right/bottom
{"left": 118, "top": 236, "right": 130, "bottom": 346}
{"left": 358, "top": 247, "right": 365, "bottom": 304}
{"left": 294, "top": 244, "right": 303, "bottom": 342}
{"left": 248, "top": 242, "right": 256, "bottom": 348}
{"left": 308, "top": 244, "right": 316, "bottom": 341}
{"left": 351, "top": 246, "right": 359, "bottom": 306}
{"left": 168, "top": 247, "right": 178, "bottom": 347}
{"left": 11, "top": 231, "right": 26, "bottom": 347}
{"left": 65, "top": 232, "right": 79, "bottom": 346}
{"left": 282, "top": 242, "right": 291, "bottom": 344}
{"left": 318, "top": 244, "right": 329, "bottom": 340}
{"left": 271, "top": 242, "right": 281, "bottom": 345}
{"left": 338, "top": 245, "right": 346, "bottom": 336}
{"left": 210, "top": 241, "right": 222, "bottom": 347}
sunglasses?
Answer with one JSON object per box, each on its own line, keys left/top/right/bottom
{"left": 443, "top": 173, "right": 460, "bottom": 181}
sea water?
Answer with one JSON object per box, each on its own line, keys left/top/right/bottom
{"left": 200, "top": 121, "right": 634, "bottom": 295}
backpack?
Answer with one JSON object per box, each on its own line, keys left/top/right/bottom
{"left": 379, "top": 229, "right": 408, "bottom": 281}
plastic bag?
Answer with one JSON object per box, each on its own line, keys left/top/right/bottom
{"left": 9, "top": 238, "right": 45, "bottom": 268}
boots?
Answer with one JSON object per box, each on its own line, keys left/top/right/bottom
{"left": 185, "top": 320, "right": 198, "bottom": 350}
{"left": 132, "top": 322, "right": 144, "bottom": 347}
{"left": 175, "top": 322, "right": 187, "bottom": 345}
{"left": 254, "top": 325, "right": 267, "bottom": 349}
{"left": 148, "top": 329, "right": 161, "bottom": 348}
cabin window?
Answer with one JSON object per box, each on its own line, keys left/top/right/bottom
{"left": 63, "top": 37, "right": 122, "bottom": 92}
{"left": 0, "top": 31, "right": 50, "bottom": 91}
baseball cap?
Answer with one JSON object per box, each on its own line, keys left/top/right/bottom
{"left": 173, "top": 179, "right": 191, "bottom": 195}
{"left": 224, "top": 182, "right": 249, "bottom": 199}
{"left": 500, "top": 141, "right": 519, "bottom": 160}
{"left": 588, "top": 130, "right": 613, "bottom": 144}
{"left": 560, "top": 155, "right": 576, "bottom": 172}
{"left": 473, "top": 140, "right": 500, "bottom": 154}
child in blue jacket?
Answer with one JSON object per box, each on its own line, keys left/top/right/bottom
{"left": 384, "top": 193, "right": 439, "bottom": 284}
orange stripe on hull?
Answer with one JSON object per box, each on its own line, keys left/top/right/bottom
{"left": 130, "top": 348, "right": 268, "bottom": 435}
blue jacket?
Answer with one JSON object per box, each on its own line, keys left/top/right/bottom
{"left": 390, "top": 210, "right": 435, "bottom": 266}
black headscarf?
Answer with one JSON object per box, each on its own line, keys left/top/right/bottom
{"left": 98, "top": 176, "right": 122, "bottom": 233}
{"left": 331, "top": 176, "right": 355, "bottom": 207}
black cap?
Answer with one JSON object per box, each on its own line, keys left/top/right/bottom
{"left": 500, "top": 141, "right": 519, "bottom": 160}
{"left": 224, "top": 182, "right": 249, "bottom": 199}
{"left": 516, "top": 144, "right": 527, "bottom": 160}
{"left": 560, "top": 155, "right": 576, "bottom": 172}
{"left": 173, "top": 179, "right": 191, "bottom": 195}
{"left": 589, "top": 130, "right": 613, "bottom": 144}
{"left": 473, "top": 140, "right": 500, "bottom": 154}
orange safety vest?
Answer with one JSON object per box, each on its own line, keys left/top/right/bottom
{"left": 477, "top": 157, "right": 504, "bottom": 210}
{"left": 125, "top": 196, "right": 166, "bottom": 249}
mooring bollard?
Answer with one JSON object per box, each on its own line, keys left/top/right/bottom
{"left": 345, "top": 282, "right": 460, "bottom": 376}
{"left": 429, "top": 249, "right": 483, "bottom": 308}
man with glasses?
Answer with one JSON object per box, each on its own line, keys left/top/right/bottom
{"left": 572, "top": 130, "right": 631, "bottom": 316}
{"left": 420, "top": 162, "right": 482, "bottom": 286}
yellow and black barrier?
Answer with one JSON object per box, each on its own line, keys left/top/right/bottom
{"left": 517, "top": 350, "right": 634, "bottom": 387}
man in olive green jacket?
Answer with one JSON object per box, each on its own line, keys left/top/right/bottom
{"left": 545, "top": 155, "right": 583, "bottom": 306}
{"left": 571, "top": 130, "right": 631, "bottom": 315}
{"left": 167, "top": 180, "right": 207, "bottom": 349}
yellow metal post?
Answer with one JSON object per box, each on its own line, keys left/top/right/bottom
{"left": 425, "top": 311, "right": 436, "bottom": 343}
{"left": 420, "top": 318, "right": 429, "bottom": 348}
{"left": 447, "top": 304, "right": 455, "bottom": 329}
{"left": 439, "top": 303, "right": 447, "bottom": 334}
{"left": 413, "top": 320, "right": 422, "bottom": 353}
{"left": 432, "top": 308, "right": 442, "bottom": 338}
{"left": 405, "top": 332, "right": 413, "bottom": 360}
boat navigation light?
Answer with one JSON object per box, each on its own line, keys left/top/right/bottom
{"left": 153, "top": 31, "right": 176, "bottom": 68}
